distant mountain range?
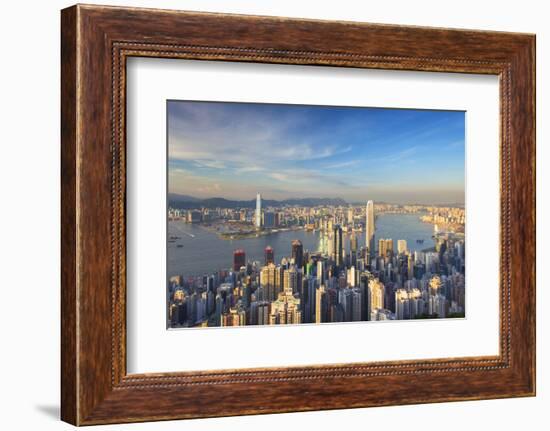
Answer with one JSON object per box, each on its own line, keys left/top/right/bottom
{"left": 168, "top": 193, "right": 465, "bottom": 209}
{"left": 168, "top": 193, "right": 348, "bottom": 209}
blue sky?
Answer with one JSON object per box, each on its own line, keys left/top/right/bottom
{"left": 168, "top": 100, "right": 465, "bottom": 204}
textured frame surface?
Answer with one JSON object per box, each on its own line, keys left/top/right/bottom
{"left": 61, "top": 4, "right": 535, "bottom": 425}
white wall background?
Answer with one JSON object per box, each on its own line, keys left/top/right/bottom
{"left": 0, "top": 0, "right": 546, "bottom": 429}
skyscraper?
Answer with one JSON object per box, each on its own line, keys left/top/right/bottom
{"left": 368, "top": 279, "right": 385, "bottom": 316}
{"left": 395, "top": 288, "right": 410, "bottom": 320}
{"left": 378, "top": 238, "right": 394, "bottom": 258}
{"left": 291, "top": 240, "right": 304, "bottom": 268}
{"left": 350, "top": 234, "right": 358, "bottom": 267}
{"left": 333, "top": 225, "right": 343, "bottom": 268}
{"left": 365, "top": 200, "right": 375, "bottom": 256}
{"left": 429, "top": 275, "right": 442, "bottom": 296}
{"left": 264, "top": 246, "right": 274, "bottom": 265}
{"left": 283, "top": 266, "right": 298, "bottom": 294}
{"left": 260, "top": 263, "right": 277, "bottom": 301}
{"left": 255, "top": 193, "right": 262, "bottom": 228}
{"left": 316, "top": 260, "right": 325, "bottom": 285}
{"left": 347, "top": 206, "right": 354, "bottom": 225}
{"left": 271, "top": 268, "right": 301, "bottom": 324}
{"left": 350, "top": 235, "right": 358, "bottom": 253}
{"left": 327, "top": 231, "right": 334, "bottom": 257}
{"left": 233, "top": 249, "right": 246, "bottom": 271}
{"left": 351, "top": 289, "right": 363, "bottom": 321}
{"left": 315, "top": 285, "right": 326, "bottom": 324}
{"left": 397, "top": 239, "right": 408, "bottom": 255}
{"left": 262, "top": 211, "right": 276, "bottom": 228}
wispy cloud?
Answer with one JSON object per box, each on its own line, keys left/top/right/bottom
{"left": 193, "top": 160, "right": 227, "bottom": 169}
{"left": 369, "top": 145, "right": 423, "bottom": 164}
{"left": 269, "top": 172, "right": 290, "bottom": 182}
{"left": 324, "top": 160, "right": 361, "bottom": 169}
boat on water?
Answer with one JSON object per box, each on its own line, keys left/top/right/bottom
{"left": 416, "top": 239, "right": 425, "bottom": 244}
{"left": 176, "top": 244, "right": 183, "bottom": 248}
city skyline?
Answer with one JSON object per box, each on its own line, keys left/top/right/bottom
{"left": 167, "top": 198, "right": 466, "bottom": 328}
{"left": 167, "top": 100, "right": 466, "bottom": 329}
{"left": 168, "top": 101, "right": 465, "bottom": 204}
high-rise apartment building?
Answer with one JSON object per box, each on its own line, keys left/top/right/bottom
{"left": 397, "top": 239, "right": 408, "bottom": 254}
{"left": 255, "top": 193, "right": 262, "bottom": 228}
{"left": 316, "top": 260, "right": 325, "bottom": 285}
{"left": 233, "top": 249, "right": 245, "bottom": 271}
{"left": 260, "top": 263, "right": 277, "bottom": 301}
{"left": 264, "top": 246, "right": 274, "bottom": 265}
{"left": 351, "top": 289, "right": 363, "bottom": 321}
{"left": 368, "top": 278, "right": 385, "bottom": 317}
{"left": 365, "top": 200, "right": 375, "bottom": 256}
{"left": 283, "top": 266, "right": 298, "bottom": 294}
{"left": 333, "top": 225, "right": 343, "bottom": 268}
{"left": 347, "top": 206, "right": 354, "bottom": 225}
{"left": 291, "top": 240, "right": 304, "bottom": 268}
{"left": 315, "top": 285, "right": 326, "bottom": 324}
{"left": 429, "top": 275, "right": 442, "bottom": 296}
{"left": 270, "top": 280, "right": 301, "bottom": 325}
{"left": 262, "top": 211, "right": 276, "bottom": 228}
{"left": 378, "top": 238, "right": 394, "bottom": 257}
{"left": 395, "top": 288, "right": 410, "bottom": 320}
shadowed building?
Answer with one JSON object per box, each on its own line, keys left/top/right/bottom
{"left": 333, "top": 225, "right": 343, "bottom": 269}
{"left": 233, "top": 249, "right": 245, "bottom": 271}
{"left": 264, "top": 246, "right": 274, "bottom": 265}
{"left": 291, "top": 240, "right": 304, "bottom": 268}
{"left": 365, "top": 200, "right": 375, "bottom": 257}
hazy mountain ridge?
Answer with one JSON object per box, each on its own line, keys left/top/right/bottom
{"left": 168, "top": 193, "right": 202, "bottom": 202}
{"left": 168, "top": 195, "right": 348, "bottom": 209}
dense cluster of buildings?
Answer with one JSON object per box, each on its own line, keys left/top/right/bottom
{"left": 168, "top": 195, "right": 466, "bottom": 328}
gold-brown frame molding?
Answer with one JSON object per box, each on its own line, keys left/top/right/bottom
{"left": 61, "top": 4, "right": 535, "bottom": 425}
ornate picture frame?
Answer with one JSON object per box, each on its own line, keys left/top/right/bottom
{"left": 61, "top": 4, "right": 535, "bottom": 425}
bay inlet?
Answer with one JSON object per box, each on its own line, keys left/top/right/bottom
{"left": 168, "top": 213, "right": 435, "bottom": 279}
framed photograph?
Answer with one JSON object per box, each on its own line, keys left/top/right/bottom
{"left": 61, "top": 4, "right": 536, "bottom": 425}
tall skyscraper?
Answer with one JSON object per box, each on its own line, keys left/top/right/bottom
{"left": 350, "top": 235, "right": 358, "bottom": 253}
{"left": 395, "top": 288, "right": 410, "bottom": 320}
{"left": 260, "top": 263, "right": 277, "bottom": 301}
{"left": 262, "top": 211, "right": 276, "bottom": 228}
{"left": 347, "top": 206, "right": 354, "bottom": 225}
{"left": 407, "top": 252, "right": 414, "bottom": 280}
{"left": 368, "top": 279, "right": 385, "bottom": 316}
{"left": 271, "top": 270, "right": 301, "bottom": 324}
{"left": 233, "top": 249, "right": 246, "bottom": 271}
{"left": 350, "top": 234, "right": 358, "bottom": 267}
{"left": 327, "top": 231, "right": 334, "bottom": 257}
{"left": 378, "top": 238, "right": 394, "bottom": 257}
{"left": 351, "top": 289, "right": 363, "bottom": 321}
{"left": 283, "top": 266, "right": 298, "bottom": 294}
{"left": 255, "top": 193, "right": 262, "bottom": 228}
{"left": 264, "top": 246, "right": 274, "bottom": 265}
{"left": 429, "top": 275, "right": 442, "bottom": 296}
{"left": 409, "top": 288, "right": 423, "bottom": 318}
{"left": 347, "top": 266, "right": 357, "bottom": 287}
{"left": 397, "top": 239, "right": 408, "bottom": 255}
{"left": 316, "top": 260, "right": 325, "bottom": 285}
{"left": 333, "top": 225, "right": 343, "bottom": 268}
{"left": 291, "top": 240, "right": 304, "bottom": 268}
{"left": 365, "top": 200, "right": 375, "bottom": 256}
{"left": 315, "top": 285, "right": 326, "bottom": 324}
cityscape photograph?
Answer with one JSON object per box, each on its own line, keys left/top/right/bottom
{"left": 167, "top": 100, "right": 466, "bottom": 329}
